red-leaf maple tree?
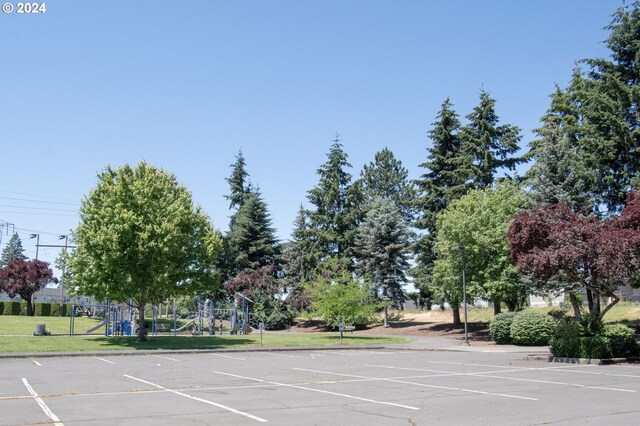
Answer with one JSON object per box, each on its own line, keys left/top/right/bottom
{"left": 0, "top": 259, "right": 57, "bottom": 316}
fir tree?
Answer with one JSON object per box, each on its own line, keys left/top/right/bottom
{"left": 225, "top": 189, "right": 280, "bottom": 276}
{"left": 460, "top": 91, "right": 523, "bottom": 189}
{"left": 355, "top": 199, "right": 411, "bottom": 324}
{"left": 225, "top": 150, "right": 251, "bottom": 211}
{"left": 527, "top": 112, "right": 592, "bottom": 211}
{"left": 359, "top": 147, "right": 416, "bottom": 222}
{"left": 307, "top": 136, "right": 362, "bottom": 263}
{"left": 0, "top": 234, "right": 27, "bottom": 268}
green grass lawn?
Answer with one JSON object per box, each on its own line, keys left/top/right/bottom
{"left": 0, "top": 333, "right": 409, "bottom": 353}
{"left": 0, "top": 315, "right": 408, "bottom": 352}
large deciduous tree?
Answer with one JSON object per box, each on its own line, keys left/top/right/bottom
{"left": 0, "top": 259, "right": 56, "bottom": 316}
{"left": 434, "top": 181, "right": 527, "bottom": 323}
{"left": 508, "top": 190, "right": 640, "bottom": 321}
{"left": 72, "top": 162, "right": 221, "bottom": 341}
{"left": 0, "top": 233, "right": 27, "bottom": 268}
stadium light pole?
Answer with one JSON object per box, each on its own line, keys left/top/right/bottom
{"left": 454, "top": 245, "right": 470, "bottom": 346}
{"left": 30, "top": 234, "right": 39, "bottom": 260}
{"left": 59, "top": 235, "right": 68, "bottom": 316}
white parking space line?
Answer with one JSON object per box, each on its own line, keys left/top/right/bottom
{"left": 365, "top": 364, "right": 636, "bottom": 393}
{"left": 123, "top": 374, "right": 267, "bottom": 422}
{"left": 295, "top": 368, "right": 538, "bottom": 401}
{"left": 261, "top": 353, "right": 299, "bottom": 358}
{"left": 95, "top": 357, "right": 115, "bottom": 364}
{"left": 22, "top": 378, "right": 64, "bottom": 426}
{"left": 540, "top": 368, "right": 640, "bottom": 379}
{"left": 212, "top": 370, "right": 419, "bottom": 410}
{"left": 211, "top": 353, "right": 246, "bottom": 361}
{"left": 475, "top": 374, "right": 636, "bottom": 393}
{"left": 31, "top": 359, "right": 42, "bottom": 367}
{"left": 151, "top": 355, "right": 181, "bottom": 362}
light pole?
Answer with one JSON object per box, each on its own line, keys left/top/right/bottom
{"left": 59, "top": 235, "right": 68, "bottom": 316}
{"left": 30, "top": 234, "right": 40, "bottom": 260}
{"left": 454, "top": 245, "right": 470, "bottom": 346}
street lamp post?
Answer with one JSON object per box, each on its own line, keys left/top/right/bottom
{"left": 455, "top": 245, "right": 470, "bottom": 346}
{"left": 30, "top": 234, "right": 40, "bottom": 260}
{"left": 59, "top": 235, "right": 68, "bottom": 316}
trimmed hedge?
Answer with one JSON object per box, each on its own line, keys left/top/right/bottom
{"left": 550, "top": 320, "right": 640, "bottom": 359}
{"left": 0, "top": 301, "right": 4, "bottom": 315}
{"left": 510, "top": 311, "right": 557, "bottom": 346}
{"left": 0, "top": 301, "right": 73, "bottom": 316}
{"left": 490, "top": 312, "right": 517, "bottom": 344}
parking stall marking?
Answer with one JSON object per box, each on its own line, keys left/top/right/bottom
{"left": 22, "top": 378, "right": 64, "bottom": 426}
{"left": 31, "top": 359, "right": 42, "bottom": 367}
{"left": 151, "top": 355, "right": 181, "bottom": 362}
{"left": 211, "top": 353, "right": 246, "bottom": 361}
{"left": 294, "top": 368, "right": 538, "bottom": 401}
{"left": 123, "top": 374, "right": 267, "bottom": 423}
{"left": 94, "top": 357, "right": 115, "bottom": 364}
{"left": 212, "top": 370, "right": 420, "bottom": 410}
{"left": 364, "top": 364, "right": 636, "bottom": 393}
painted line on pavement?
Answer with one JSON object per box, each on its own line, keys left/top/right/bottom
{"left": 124, "top": 374, "right": 267, "bottom": 422}
{"left": 95, "top": 357, "right": 115, "bottom": 364}
{"left": 211, "top": 353, "right": 246, "bottom": 361}
{"left": 295, "top": 368, "right": 537, "bottom": 401}
{"left": 151, "top": 355, "right": 181, "bottom": 362}
{"left": 212, "top": 370, "right": 419, "bottom": 410}
{"left": 22, "top": 378, "right": 64, "bottom": 426}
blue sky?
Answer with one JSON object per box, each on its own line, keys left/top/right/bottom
{"left": 0, "top": 0, "right": 622, "bottom": 268}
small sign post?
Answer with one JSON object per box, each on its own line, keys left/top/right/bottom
{"left": 259, "top": 322, "right": 265, "bottom": 346}
{"left": 338, "top": 323, "right": 344, "bottom": 345}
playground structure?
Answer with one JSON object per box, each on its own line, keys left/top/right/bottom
{"left": 68, "top": 294, "right": 263, "bottom": 337}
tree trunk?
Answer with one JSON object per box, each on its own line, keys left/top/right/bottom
{"left": 383, "top": 305, "right": 389, "bottom": 327}
{"left": 452, "top": 305, "right": 461, "bottom": 325}
{"left": 137, "top": 303, "right": 148, "bottom": 342}
{"left": 598, "top": 293, "right": 619, "bottom": 321}
{"left": 586, "top": 289, "right": 594, "bottom": 314}
{"left": 493, "top": 301, "right": 501, "bottom": 315}
{"left": 569, "top": 292, "right": 582, "bottom": 321}
{"left": 26, "top": 298, "right": 34, "bottom": 316}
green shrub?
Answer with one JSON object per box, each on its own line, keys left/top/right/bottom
{"left": 490, "top": 312, "right": 517, "bottom": 344}
{"left": 580, "top": 336, "right": 611, "bottom": 359}
{"left": 41, "top": 303, "right": 51, "bottom": 317}
{"left": 50, "top": 303, "right": 60, "bottom": 317}
{"left": 550, "top": 318, "right": 583, "bottom": 357}
{"left": 603, "top": 323, "right": 640, "bottom": 358}
{"left": 0, "top": 301, "right": 4, "bottom": 315}
{"left": 6, "top": 301, "right": 22, "bottom": 315}
{"left": 547, "top": 307, "right": 569, "bottom": 321}
{"left": 510, "top": 311, "right": 557, "bottom": 346}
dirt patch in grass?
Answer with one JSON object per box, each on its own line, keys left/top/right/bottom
{"left": 292, "top": 310, "right": 492, "bottom": 343}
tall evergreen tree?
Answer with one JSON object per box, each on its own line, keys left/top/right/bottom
{"left": 546, "top": 2, "right": 640, "bottom": 214}
{"left": 307, "top": 136, "right": 362, "bottom": 263}
{"left": 460, "top": 91, "right": 523, "bottom": 189}
{"left": 413, "top": 99, "right": 473, "bottom": 304}
{"left": 225, "top": 189, "right": 280, "bottom": 276}
{"left": 355, "top": 198, "right": 411, "bottom": 324}
{"left": 526, "top": 112, "right": 592, "bottom": 211}
{"left": 0, "top": 234, "right": 27, "bottom": 268}
{"left": 359, "top": 147, "right": 416, "bottom": 222}
{"left": 281, "top": 205, "right": 318, "bottom": 311}
{"left": 225, "top": 150, "right": 251, "bottom": 211}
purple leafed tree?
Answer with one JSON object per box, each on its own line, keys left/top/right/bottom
{"left": 0, "top": 259, "right": 57, "bottom": 316}
{"left": 508, "top": 190, "right": 640, "bottom": 321}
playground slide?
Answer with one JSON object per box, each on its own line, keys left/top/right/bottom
{"left": 174, "top": 319, "right": 196, "bottom": 332}
{"left": 84, "top": 320, "right": 107, "bottom": 335}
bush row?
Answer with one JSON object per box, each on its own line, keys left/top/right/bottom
{"left": 550, "top": 319, "right": 640, "bottom": 359}
{"left": 0, "top": 301, "right": 73, "bottom": 316}
{"left": 490, "top": 311, "right": 557, "bottom": 346}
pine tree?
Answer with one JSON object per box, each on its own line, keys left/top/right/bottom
{"left": 307, "top": 136, "right": 362, "bottom": 263}
{"left": 225, "top": 150, "right": 250, "bottom": 211}
{"left": 355, "top": 199, "right": 411, "bottom": 324}
{"left": 460, "top": 91, "right": 523, "bottom": 189}
{"left": 0, "top": 234, "right": 27, "bottom": 268}
{"left": 225, "top": 189, "right": 280, "bottom": 276}
{"left": 281, "top": 205, "right": 318, "bottom": 311}
{"left": 413, "top": 99, "right": 474, "bottom": 302}
{"left": 359, "top": 147, "right": 416, "bottom": 222}
{"left": 527, "top": 111, "right": 592, "bottom": 211}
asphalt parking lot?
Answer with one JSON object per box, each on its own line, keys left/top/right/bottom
{"left": 2, "top": 348, "right": 640, "bottom": 425}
